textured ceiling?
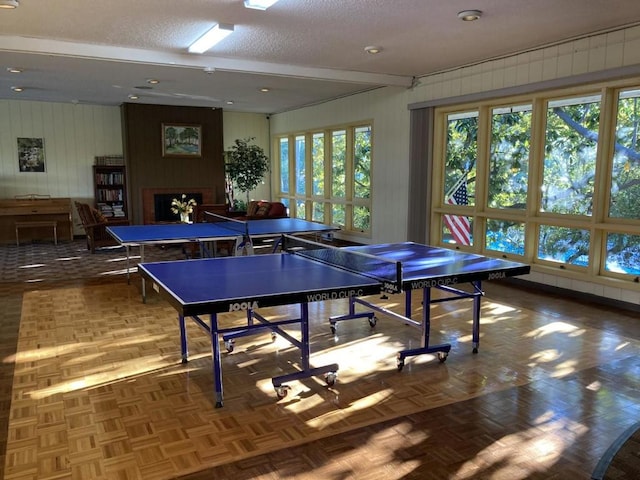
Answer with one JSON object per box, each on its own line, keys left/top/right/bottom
{"left": 1, "top": 0, "right": 640, "bottom": 114}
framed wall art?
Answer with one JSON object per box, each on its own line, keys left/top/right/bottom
{"left": 17, "top": 137, "right": 46, "bottom": 172}
{"left": 162, "top": 123, "right": 202, "bottom": 157}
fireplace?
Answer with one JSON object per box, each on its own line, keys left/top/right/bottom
{"left": 141, "top": 187, "right": 215, "bottom": 224}
{"left": 153, "top": 193, "right": 203, "bottom": 222}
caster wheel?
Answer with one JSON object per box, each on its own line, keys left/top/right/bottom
{"left": 437, "top": 352, "right": 448, "bottom": 363}
{"left": 271, "top": 332, "right": 277, "bottom": 342}
{"left": 225, "top": 340, "right": 235, "bottom": 352}
{"left": 275, "top": 386, "right": 289, "bottom": 399}
{"left": 396, "top": 354, "right": 405, "bottom": 372}
{"left": 330, "top": 324, "right": 336, "bottom": 334}
{"left": 325, "top": 372, "right": 337, "bottom": 386}
{"left": 472, "top": 347, "right": 478, "bottom": 354}
{"left": 368, "top": 316, "right": 377, "bottom": 328}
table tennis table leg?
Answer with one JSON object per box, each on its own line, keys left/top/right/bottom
{"left": 209, "top": 313, "right": 224, "bottom": 408}
{"left": 179, "top": 315, "right": 189, "bottom": 363}
{"left": 271, "top": 302, "right": 339, "bottom": 399}
{"left": 471, "top": 280, "right": 482, "bottom": 354}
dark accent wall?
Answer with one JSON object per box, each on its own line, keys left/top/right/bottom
{"left": 121, "top": 103, "right": 225, "bottom": 224}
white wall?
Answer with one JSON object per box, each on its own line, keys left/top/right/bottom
{"left": 0, "top": 100, "right": 122, "bottom": 233}
{"left": 222, "top": 111, "right": 271, "bottom": 205}
{"left": 270, "top": 87, "right": 411, "bottom": 244}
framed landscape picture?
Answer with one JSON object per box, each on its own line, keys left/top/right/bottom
{"left": 162, "top": 123, "right": 202, "bottom": 157}
{"left": 17, "top": 137, "right": 46, "bottom": 172}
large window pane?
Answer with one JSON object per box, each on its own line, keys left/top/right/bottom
{"left": 295, "top": 135, "right": 305, "bottom": 195}
{"left": 353, "top": 205, "right": 370, "bottom": 232}
{"left": 485, "top": 219, "right": 525, "bottom": 255}
{"left": 605, "top": 233, "right": 640, "bottom": 275}
{"left": 538, "top": 225, "right": 590, "bottom": 267}
{"left": 445, "top": 111, "right": 477, "bottom": 206}
{"left": 442, "top": 214, "right": 473, "bottom": 246}
{"left": 295, "top": 199, "right": 305, "bottom": 219}
{"left": 488, "top": 105, "right": 531, "bottom": 209}
{"left": 332, "top": 203, "right": 345, "bottom": 227}
{"left": 541, "top": 95, "right": 601, "bottom": 216}
{"left": 312, "top": 133, "right": 324, "bottom": 196}
{"left": 279, "top": 138, "right": 289, "bottom": 193}
{"left": 332, "top": 130, "right": 346, "bottom": 198}
{"left": 312, "top": 201, "right": 324, "bottom": 222}
{"left": 609, "top": 88, "right": 640, "bottom": 219}
{"left": 354, "top": 126, "right": 371, "bottom": 199}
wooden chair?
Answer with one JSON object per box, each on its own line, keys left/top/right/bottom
{"left": 74, "top": 201, "right": 129, "bottom": 253}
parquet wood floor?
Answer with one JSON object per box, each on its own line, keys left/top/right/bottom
{"left": 1, "top": 240, "right": 640, "bottom": 479}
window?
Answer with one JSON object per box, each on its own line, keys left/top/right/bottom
{"left": 275, "top": 123, "right": 373, "bottom": 235}
{"left": 433, "top": 83, "right": 640, "bottom": 286}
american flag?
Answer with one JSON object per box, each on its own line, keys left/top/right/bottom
{"left": 443, "top": 176, "right": 471, "bottom": 245}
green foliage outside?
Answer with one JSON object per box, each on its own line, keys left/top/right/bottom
{"left": 444, "top": 91, "right": 640, "bottom": 275}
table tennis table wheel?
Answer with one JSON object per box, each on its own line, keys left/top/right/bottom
{"left": 324, "top": 372, "right": 337, "bottom": 386}
{"left": 271, "top": 332, "right": 277, "bottom": 342}
{"left": 396, "top": 354, "right": 405, "bottom": 372}
{"left": 437, "top": 352, "right": 448, "bottom": 363}
{"left": 275, "top": 385, "right": 290, "bottom": 399}
{"left": 330, "top": 323, "right": 337, "bottom": 335}
{"left": 368, "top": 316, "right": 378, "bottom": 328}
{"left": 225, "top": 339, "right": 235, "bottom": 352}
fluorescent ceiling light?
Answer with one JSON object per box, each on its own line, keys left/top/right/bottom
{"left": 0, "top": 0, "right": 19, "bottom": 9}
{"left": 244, "top": 0, "right": 279, "bottom": 10}
{"left": 188, "top": 23, "right": 234, "bottom": 54}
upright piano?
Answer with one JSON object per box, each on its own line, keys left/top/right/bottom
{"left": 0, "top": 197, "right": 74, "bottom": 245}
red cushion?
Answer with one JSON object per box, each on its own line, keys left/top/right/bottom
{"left": 269, "top": 202, "right": 286, "bottom": 216}
{"left": 255, "top": 202, "right": 271, "bottom": 216}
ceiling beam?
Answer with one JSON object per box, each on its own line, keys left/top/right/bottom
{"left": 0, "top": 35, "right": 414, "bottom": 88}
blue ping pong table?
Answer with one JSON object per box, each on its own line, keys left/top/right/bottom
{"left": 138, "top": 240, "right": 401, "bottom": 407}
{"left": 328, "top": 242, "right": 531, "bottom": 370}
{"left": 107, "top": 217, "right": 338, "bottom": 299}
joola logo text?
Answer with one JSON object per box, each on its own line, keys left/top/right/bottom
{"left": 487, "top": 272, "right": 506, "bottom": 280}
{"left": 228, "top": 301, "right": 259, "bottom": 312}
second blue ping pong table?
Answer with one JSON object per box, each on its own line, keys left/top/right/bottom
{"left": 107, "top": 216, "right": 338, "bottom": 298}
{"left": 138, "top": 235, "right": 530, "bottom": 407}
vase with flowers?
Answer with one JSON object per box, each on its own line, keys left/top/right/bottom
{"left": 170, "top": 194, "right": 197, "bottom": 223}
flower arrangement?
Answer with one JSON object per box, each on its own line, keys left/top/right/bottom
{"left": 170, "top": 194, "right": 197, "bottom": 222}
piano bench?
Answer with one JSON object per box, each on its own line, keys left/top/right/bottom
{"left": 15, "top": 221, "right": 58, "bottom": 246}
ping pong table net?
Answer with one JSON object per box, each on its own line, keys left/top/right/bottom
{"left": 202, "top": 211, "right": 250, "bottom": 237}
{"left": 281, "top": 234, "right": 403, "bottom": 294}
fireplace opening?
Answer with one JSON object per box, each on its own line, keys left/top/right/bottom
{"left": 154, "top": 193, "right": 203, "bottom": 222}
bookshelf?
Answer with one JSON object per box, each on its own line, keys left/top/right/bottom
{"left": 93, "top": 164, "right": 128, "bottom": 220}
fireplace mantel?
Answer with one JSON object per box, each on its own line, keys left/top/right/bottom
{"left": 141, "top": 187, "right": 215, "bottom": 224}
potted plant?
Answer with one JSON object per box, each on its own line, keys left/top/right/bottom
{"left": 224, "top": 137, "right": 269, "bottom": 211}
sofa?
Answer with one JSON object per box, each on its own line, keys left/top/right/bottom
{"left": 242, "top": 200, "right": 288, "bottom": 220}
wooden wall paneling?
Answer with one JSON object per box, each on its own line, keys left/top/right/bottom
{"left": 122, "top": 103, "right": 225, "bottom": 224}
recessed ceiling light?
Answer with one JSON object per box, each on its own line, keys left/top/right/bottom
{"left": 11, "top": 86, "right": 23, "bottom": 92}
{"left": 7, "top": 67, "right": 22, "bottom": 73}
{"left": 259, "top": 87, "right": 270, "bottom": 92}
{"left": 203, "top": 66, "right": 215, "bottom": 74}
{"left": 226, "top": 100, "right": 234, "bottom": 105}
{"left": 364, "top": 46, "right": 382, "bottom": 54}
{"left": 128, "top": 94, "right": 139, "bottom": 100}
{"left": 0, "top": 0, "right": 19, "bottom": 9}
{"left": 147, "top": 79, "right": 159, "bottom": 85}
{"left": 457, "top": 10, "right": 482, "bottom": 21}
